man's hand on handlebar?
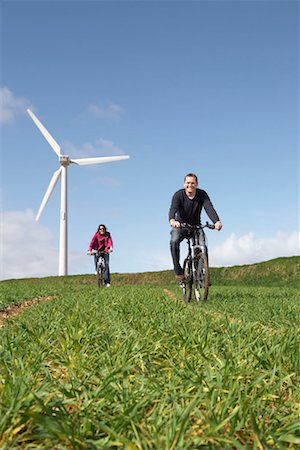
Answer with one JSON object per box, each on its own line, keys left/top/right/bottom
{"left": 170, "top": 219, "right": 181, "bottom": 228}
{"left": 214, "top": 221, "right": 222, "bottom": 231}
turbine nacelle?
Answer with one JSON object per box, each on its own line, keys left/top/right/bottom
{"left": 60, "top": 155, "right": 70, "bottom": 166}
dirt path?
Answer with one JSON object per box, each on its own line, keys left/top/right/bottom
{"left": 163, "top": 289, "right": 178, "bottom": 302}
{"left": 0, "top": 296, "right": 54, "bottom": 329}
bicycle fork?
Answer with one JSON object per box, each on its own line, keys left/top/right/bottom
{"left": 191, "top": 244, "right": 204, "bottom": 275}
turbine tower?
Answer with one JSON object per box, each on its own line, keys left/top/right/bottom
{"left": 27, "top": 109, "right": 129, "bottom": 276}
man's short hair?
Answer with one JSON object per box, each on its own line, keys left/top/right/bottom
{"left": 184, "top": 173, "right": 198, "bottom": 183}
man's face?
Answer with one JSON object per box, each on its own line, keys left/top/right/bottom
{"left": 184, "top": 176, "right": 198, "bottom": 195}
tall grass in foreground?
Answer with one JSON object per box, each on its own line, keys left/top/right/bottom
{"left": 0, "top": 283, "right": 299, "bottom": 449}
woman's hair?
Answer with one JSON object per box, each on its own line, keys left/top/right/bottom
{"left": 97, "top": 224, "right": 107, "bottom": 232}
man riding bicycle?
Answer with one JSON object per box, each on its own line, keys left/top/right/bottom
{"left": 169, "top": 173, "right": 222, "bottom": 281}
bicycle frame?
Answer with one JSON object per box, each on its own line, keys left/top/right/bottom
{"left": 97, "top": 252, "right": 107, "bottom": 287}
{"left": 187, "top": 226, "right": 208, "bottom": 274}
{"left": 97, "top": 253, "right": 106, "bottom": 270}
{"left": 181, "top": 223, "right": 213, "bottom": 303}
{"left": 89, "top": 250, "right": 107, "bottom": 287}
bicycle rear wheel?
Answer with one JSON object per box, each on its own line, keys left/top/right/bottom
{"left": 194, "top": 252, "right": 209, "bottom": 302}
{"left": 182, "top": 257, "right": 193, "bottom": 303}
{"left": 97, "top": 264, "right": 105, "bottom": 287}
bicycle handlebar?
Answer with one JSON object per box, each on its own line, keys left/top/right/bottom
{"left": 204, "top": 222, "right": 216, "bottom": 230}
{"left": 180, "top": 221, "right": 215, "bottom": 230}
{"left": 87, "top": 250, "right": 107, "bottom": 255}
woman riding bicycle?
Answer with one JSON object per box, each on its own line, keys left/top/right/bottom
{"left": 88, "top": 224, "right": 113, "bottom": 286}
{"left": 169, "top": 173, "right": 222, "bottom": 281}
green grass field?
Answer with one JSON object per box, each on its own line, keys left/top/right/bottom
{"left": 0, "top": 257, "right": 299, "bottom": 449}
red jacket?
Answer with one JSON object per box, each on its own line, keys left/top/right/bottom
{"left": 88, "top": 231, "right": 113, "bottom": 252}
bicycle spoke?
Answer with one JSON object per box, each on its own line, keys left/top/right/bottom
{"left": 194, "top": 253, "right": 209, "bottom": 302}
{"left": 97, "top": 256, "right": 106, "bottom": 287}
{"left": 183, "top": 258, "right": 192, "bottom": 303}
{"left": 97, "top": 266, "right": 103, "bottom": 287}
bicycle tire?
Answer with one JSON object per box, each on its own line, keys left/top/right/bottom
{"left": 194, "top": 252, "right": 209, "bottom": 302}
{"left": 97, "top": 263, "right": 105, "bottom": 287}
{"left": 183, "top": 257, "right": 193, "bottom": 303}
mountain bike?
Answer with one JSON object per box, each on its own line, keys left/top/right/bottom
{"left": 180, "top": 222, "right": 215, "bottom": 303}
{"left": 89, "top": 250, "right": 107, "bottom": 287}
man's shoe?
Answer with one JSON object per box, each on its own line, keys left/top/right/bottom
{"left": 106, "top": 283, "right": 111, "bottom": 287}
{"left": 175, "top": 274, "right": 185, "bottom": 281}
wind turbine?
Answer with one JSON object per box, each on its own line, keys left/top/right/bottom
{"left": 27, "top": 108, "right": 129, "bottom": 276}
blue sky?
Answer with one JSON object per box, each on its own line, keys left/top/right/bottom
{"left": 1, "top": 0, "right": 299, "bottom": 280}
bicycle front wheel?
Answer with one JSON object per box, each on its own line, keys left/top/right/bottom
{"left": 182, "top": 257, "right": 193, "bottom": 304}
{"left": 97, "top": 265, "right": 105, "bottom": 287}
{"left": 194, "top": 252, "right": 209, "bottom": 302}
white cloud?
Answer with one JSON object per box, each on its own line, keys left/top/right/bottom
{"left": 0, "top": 210, "right": 94, "bottom": 280}
{"left": 135, "top": 230, "right": 300, "bottom": 273}
{"left": 88, "top": 102, "right": 123, "bottom": 120}
{"left": 1, "top": 210, "right": 58, "bottom": 280}
{"left": 209, "top": 231, "right": 300, "bottom": 267}
{"left": 0, "top": 86, "right": 32, "bottom": 124}
{"left": 96, "top": 176, "right": 121, "bottom": 187}
{"left": 141, "top": 231, "right": 300, "bottom": 271}
{"left": 62, "top": 138, "right": 125, "bottom": 159}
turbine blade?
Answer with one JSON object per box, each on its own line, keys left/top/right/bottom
{"left": 70, "top": 155, "right": 130, "bottom": 166}
{"left": 27, "top": 109, "right": 61, "bottom": 156}
{"left": 36, "top": 168, "right": 62, "bottom": 221}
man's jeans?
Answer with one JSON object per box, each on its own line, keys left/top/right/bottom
{"left": 170, "top": 226, "right": 206, "bottom": 275}
{"left": 170, "top": 227, "right": 190, "bottom": 275}
{"left": 94, "top": 252, "right": 110, "bottom": 283}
